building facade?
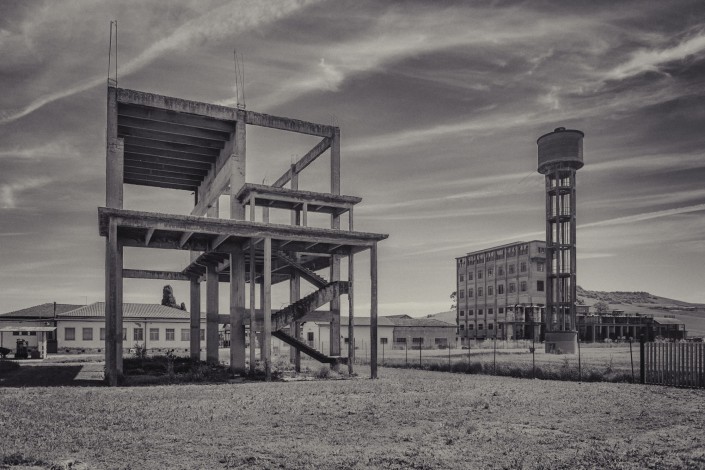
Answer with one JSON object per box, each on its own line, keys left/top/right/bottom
{"left": 0, "top": 302, "right": 207, "bottom": 356}
{"left": 456, "top": 241, "right": 546, "bottom": 344}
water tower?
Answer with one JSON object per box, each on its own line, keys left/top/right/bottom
{"left": 537, "top": 127, "right": 584, "bottom": 354}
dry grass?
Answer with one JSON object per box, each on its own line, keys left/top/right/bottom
{"left": 1, "top": 366, "right": 704, "bottom": 469}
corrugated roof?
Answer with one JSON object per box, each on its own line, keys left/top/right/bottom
{"left": 59, "top": 302, "right": 194, "bottom": 319}
{"left": 0, "top": 303, "right": 82, "bottom": 318}
{"left": 385, "top": 317, "right": 456, "bottom": 328}
{"left": 0, "top": 326, "right": 56, "bottom": 332}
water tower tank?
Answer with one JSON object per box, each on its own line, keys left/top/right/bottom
{"left": 537, "top": 127, "right": 584, "bottom": 174}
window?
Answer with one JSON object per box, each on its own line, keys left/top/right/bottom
{"left": 381, "top": 338, "right": 388, "bottom": 345}
{"left": 488, "top": 286, "right": 494, "bottom": 296}
{"left": 488, "top": 308, "right": 494, "bottom": 315}
{"left": 469, "top": 272, "right": 473, "bottom": 280}
{"left": 100, "top": 328, "right": 106, "bottom": 341}
{"left": 165, "top": 328, "right": 175, "bottom": 341}
{"left": 65, "top": 328, "right": 75, "bottom": 341}
{"left": 498, "top": 284, "right": 504, "bottom": 295}
{"left": 537, "top": 263, "right": 545, "bottom": 272}
{"left": 498, "top": 266, "right": 504, "bottom": 276}
{"left": 459, "top": 324, "right": 465, "bottom": 331}
{"left": 181, "top": 329, "right": 190, "bottom": 341}
{"left": 537, "top": 280, "right": 545, "bottom": 292}
{"left": 478, "top": 309, "right": 483, "bottom": 316}
{"left": 478, "top": 287, "right": 483, "bottom": 297}
{"left": 520, "top": 262, "right": 527, "bottom": 273}
{"left": 459, "top": 274, "right": 464, "bottom": 282}
{"left": 307, "top": 332, "right": 314, "bottom": 341}
{"left": 150, "top": 328, "right": 160, "bottom": 341}
{"left": 459, "top": 290, "right": 465, "bottom": 299}
{"left": 12, "top": 332, "right": 19, "bottom": 336}
{"left": 412, "top": 337, "right": 423, "bottom": 344}
{"left": 520, "top": 281, "right": 528, "bottom": 292}
{"left": 468, "top": 324, "right": 474, "bottom": 330}
{"left": 200, "top": 329, "right": 205, "bottom": 341}
{"left": 459, "top": 310, "right": 465, "bottom": 317}
{"left": 468, "top": 288, "right": 474, "bottom": 298}
{"left": 469, "top": 309, "right": 474, "bottom": 316}
{"left": 538, "top": 246, "right": 546, "bottom": 254}
{"left": 82, "top": 328, "right": 93, "bottom": 341}
{"left": 499, "top": 307, "right": 504, "bottom": 314}
{"left": 478, "top": 271, "right": 483, "bottom": 279}
{"left": 487, "top": 268, "right": 494, "bottom": 277}
{"left": 122, "top": 328, "right": 127, "bottom": 341}
{"left": 508, "top": 264, "right": 515, "bottom": 275}
{"left": 434, "top": 338, "right": 448, "bottom": 346}
{"left": 134, "top": 328, "right": 144, "bottom": 341}
{"left": 396, "top": 337, "right": 407, "bottom": 344}
{"left": 478, "top": 324, "right": 484, "bottom": 330}
{"left": 488, "top": 323, "right": 494, "bottom": 330}
{"left": 509, "top": 283, "right": 516, "bottom": 293}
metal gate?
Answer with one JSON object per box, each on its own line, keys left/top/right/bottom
{"left": 642, "top": 342, "right": 705, "bottom": 388}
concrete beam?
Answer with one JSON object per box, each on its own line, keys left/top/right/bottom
{"left": 116, "top": 87, "right": 239, "bottom": 121}
{"left": 246, "top": 111, "right": 335, "bottom": 138}
{"left": 272, "top": 138, "right": 331, "bottom": 188}
{"left": 123, "top": 269, "right": 191, "bottom": 281}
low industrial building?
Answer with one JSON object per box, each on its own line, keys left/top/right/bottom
{"left": 0, "top": 302, "right": 207, "bottom": 356}
{"left": 577, "top": 311, "right": 686, "bottom": 342}
{"left": 300, "top": 313, "right": 456, "bottom": 355}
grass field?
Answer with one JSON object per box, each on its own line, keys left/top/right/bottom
{"left": 1, "top": 365, "right": 704, "bottom": 469}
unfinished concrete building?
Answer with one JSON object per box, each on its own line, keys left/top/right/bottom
{"left": 100, "top": 85, "right": 388, "bottom": 385}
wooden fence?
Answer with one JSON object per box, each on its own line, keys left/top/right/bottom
{"left": 642, "top": 341, "right": 705, "bottom": 388}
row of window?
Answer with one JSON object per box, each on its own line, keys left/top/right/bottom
{"left": 64, "top": 327, "right": 205, "bottom": 342}
{"left": 459, "top": 323, "right": 501, "bottom": 331}
{"left": 459, "top": 307, "right": 506, "bottom": 316}
{"left": 459, "top": 280, "right": 545, "bottom": 299}
{"left": 459, "top": 262, "right": 534, "bottom": 282}
{"left": 458, "top": 244, "right": 535, "bottom": 266}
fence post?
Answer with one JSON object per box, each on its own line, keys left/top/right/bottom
{"left": 639, "top": 335, "right": 645, "bottom": 384}
{"left": 629, "top": 338, "right": 634, "bottom": 383}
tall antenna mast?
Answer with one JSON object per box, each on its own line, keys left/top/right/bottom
{"left": 107, "top": 20, "right": 118, "bottom": 87}
{"left": 233, "top": 49, "right": 246, "bottom": 109}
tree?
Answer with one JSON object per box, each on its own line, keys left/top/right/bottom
{"left": 450, "top": 291, "right": 457, "bottom": 310}
{"left": 594, "top": 300, "right": 610, "bottom": 314}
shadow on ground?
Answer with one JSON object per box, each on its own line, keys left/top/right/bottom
{"left": 0, "top": 363, "right": 104, "bottom": 387}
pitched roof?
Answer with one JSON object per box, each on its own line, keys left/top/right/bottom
{"left": 59, "top": 302, "right": 195, "bottom": 320}
{"left": 0, "top": 303, "right": 82, "bottom": 319}
{"left": 653, "top": 317, "right": 685, "bottom": 325}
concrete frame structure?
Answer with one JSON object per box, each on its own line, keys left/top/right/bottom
{"left": 101, "top": 86, "right": 387, "bottom": 385}
{"left": 537, "top": 127, "right": 584, "bottom": 354}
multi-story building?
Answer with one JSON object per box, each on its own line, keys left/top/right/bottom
{"left": 456, "top": 241, "right": 546, "bottom": 344}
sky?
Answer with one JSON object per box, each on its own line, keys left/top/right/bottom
{"left": 1, "top": 0, "right": 704, "bottom": 316}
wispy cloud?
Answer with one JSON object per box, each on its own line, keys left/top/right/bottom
{"left": 580, "top": 203, "right": 705, "bottom": 228}
{"left": 0, "top": 0, "right": 320, "bottom": 125}
{"left": 0, "top": 177, "right": 52, "bottom": 209}
{"left": 605, "top": 29, "right": 705, "bottom": 80}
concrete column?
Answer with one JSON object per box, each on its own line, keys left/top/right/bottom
{"left": 189, "top": 279, "right": 201, "bottom": 361}
{"left": 289, "top": 167, "right": 301, "bottom": 371}
{"left": 263, "top": 237, "right": 272, "bottom": 381}
{"left": 370, "top": 243, "right": 378, "bottom": 379}
{"left": 329, "top": 128, "right": 341, "bottom": 360}
{"left": 206, "top": 265, "right": 219, "bottom": 364}
{"left": 249, "top": 242, "right": 256, "bottom": 373}
{"left": 348, "top": 252, "right": 355, "bottom": 375}
{"left": 105, "top": 218, "right": 123, "bottom": 385}
{"left": 230, "top": 246, "right": 246, "bottom": 373}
